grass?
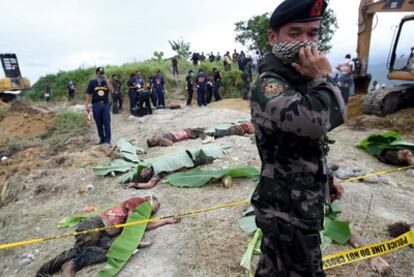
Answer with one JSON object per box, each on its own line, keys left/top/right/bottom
{"left": 0, "top": 106, "right": 9, "bottom": 122}
{"left": 24, "top": 59, "right": 244, "bottom": 102}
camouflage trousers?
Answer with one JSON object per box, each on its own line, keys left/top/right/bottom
{"left": 255, "top": 218, "right": 325, "bottom": 277}
{"left": 36, "top": 216, "right": 112, "bottom": 276}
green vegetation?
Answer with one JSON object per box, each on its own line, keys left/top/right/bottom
{"left": 234, "top": 3, "right": 338, "bottom": 54}
{"left": 25, "top": 59, "right": 244, "bottom": 102}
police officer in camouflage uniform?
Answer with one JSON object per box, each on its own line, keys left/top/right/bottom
{"left": 250, "top": 1, "right": 348, "bottom": 276}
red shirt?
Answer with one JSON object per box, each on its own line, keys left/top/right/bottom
{"left": 100, "top": 197, "right": 147, "bottom": 226}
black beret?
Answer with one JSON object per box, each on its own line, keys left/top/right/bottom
{"left": 269, "top": 0, "right": 327, "bottom": 29}
{"left": 96, "top": 67, "right": 104, "bottom": 74}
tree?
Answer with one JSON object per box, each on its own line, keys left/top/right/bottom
{"left": 153, "top": 51, "right": 164, "bottom": 61}
{"left": 234, "top": 7, "right": 338, "bottom": 54}
{"left": 168, "top": 38, "right": 191, "bottom": 59}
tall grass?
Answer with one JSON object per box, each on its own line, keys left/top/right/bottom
{"left": 25, "top": 59, "right": 244, "bottom": 101}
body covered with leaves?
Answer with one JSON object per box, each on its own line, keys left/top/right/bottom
{"left": 36, "top": 197, "right": 179, "bottom": 277}
{"left": 250, "top": 0, "right": 347, "bottom": 275}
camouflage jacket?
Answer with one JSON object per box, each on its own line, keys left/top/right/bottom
{"left": 251, "top": 53, "right": 347, "bottom": 231}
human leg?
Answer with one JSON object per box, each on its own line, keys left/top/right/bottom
{"left": 255, "top": 218, "right": 325, "bottom": 277}
{"left": 102, "top": 104, "right": 111, "bottom": 144}
{"left": 92, "top": 104, "right": 105, "bottom": 144}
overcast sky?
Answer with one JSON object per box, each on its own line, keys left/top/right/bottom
{"left": 0, "top": 0, "right": 409, "bottom": 82}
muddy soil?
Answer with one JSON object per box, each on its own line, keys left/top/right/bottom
{"left": 0, "top": 100, "right": 413, "bottom": 277}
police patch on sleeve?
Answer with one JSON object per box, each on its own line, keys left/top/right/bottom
{"left": 262, "top": 79, "right": 285, "bottom": 97}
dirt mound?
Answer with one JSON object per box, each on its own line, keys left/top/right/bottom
{"left": 0, "top": 146, "right": 48, "bottom": 206}
{"left": 346, "top": 95, "right": 365, "bottom": 122}
{"left": 208, "top": 98, "right": 250, "bottom": 113}
{"left": 354, "top": 107, "right": 414, "bottom": 135}
{"left": 0, "top": 103, "right": 56, "bottom": 148}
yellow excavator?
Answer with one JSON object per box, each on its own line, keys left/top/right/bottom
{"left": 354, "top": 0, "right": 414, "bottom": 116}
{"left": 0, "top": 53, "right": 31, "bottom": 102}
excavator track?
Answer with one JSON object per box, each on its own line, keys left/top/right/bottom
{"left": 363, "top": 84, "right": 414, "bottom": 116}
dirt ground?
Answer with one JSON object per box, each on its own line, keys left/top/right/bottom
{"left": 0, "top": 98, "right": 413, "bottom": 277}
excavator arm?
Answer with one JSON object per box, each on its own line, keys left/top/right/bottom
{"left": 354, "top": 0, "right": 414, "bottom": 94}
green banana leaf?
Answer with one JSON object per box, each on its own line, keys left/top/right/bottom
{"left": 119, "top": 170, "right": 137, "bottom": 184}
{"left": 320, "top": 231, "right": 333, "bottom": 251}
{"left": 92, "top": 159, "right": 137, "bottom": 176}
{"left": 164, "top": 167, "right": 259, "bottom": 188}
{"left": 57, "top": 202, "right": 119, "bottom": 228}
{"left": 138, "top": 144, "right": 227, "bottom": 176}
{"left": 204, "top": 120, "right": 248, "bottom": 135}
{"left": 117, "top": 139, "right": 144, "bottom": 163}
{"left": 323, "top": 217, "right": 351, "bottom": 245}
{"left": 99, "top": 202, "right": 152, "bottom": 277}
{"left": 356, "top": 130, "right": 414, "bottom": 157}
{"left": 240, "top": 228, "right": 263, "bottom": 277}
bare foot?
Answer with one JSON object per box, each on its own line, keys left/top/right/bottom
{"left": 62, "top": 260, "right": 76, "bottom": 277}
{"left": 138, "top": 239, "right": 153, "bottom": 248}
{"left": 369, "top": 257, "right": 392, "bottom": 275}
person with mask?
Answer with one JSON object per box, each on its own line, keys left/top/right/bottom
{"left": 212, "top": 68, "right": 222, "bottom": 102}
{"left": 85, "top": 67, "right": 114, "bottom": 144}
{"left": 111, "top": 74, "right": 122, "bottom": 113}
{"left": 250, "top": 0, "right": 348, "bottom": 276}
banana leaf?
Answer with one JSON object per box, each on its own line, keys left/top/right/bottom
{"left": 99, "top": 202, "right": 152, "bottom": 277}
{"left": 164, "top": 167, "right": 259, "bottom": 188}
{"left": 323, "top": 217, "right": 351, "bottom": 245}
{"left": 93, "top": 159, "right": 137, "bottom": 176}
{"left": 117, "top": 139, "right": 144, "bottom": 163}
{"left": 138, "top": 144, "right": 227, "bottom": 176}
{"left": 240, "top": 229, "right": 262, "bottom": 277}
{"left": 57, "top": 202, "right": 119, "bottom": 228}
{"left": 119, "top": 170, "right": 137, "bottom": 184}
{"left": 204, "top": 119, "right": 248, "bottom": 135}
{"left": 356, "top": 130, "right": 414, "bottom": 157}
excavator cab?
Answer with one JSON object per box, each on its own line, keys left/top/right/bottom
{"left": 0, "top": 53, "right": 31, "bottom": 101}
{"left": 388, "top": 15, "right": 414, "bottom": 79}
{"left": 355, "top": 0, "right": 414, "bottom": 116}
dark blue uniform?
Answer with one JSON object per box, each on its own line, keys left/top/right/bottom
{"left": 86, "top": 79, "right": 111, "bottom": 144}
{"left": 195, "top": 72, "right": 207, "bottom": 106}
{"left": 213, "top": 70, "right": 223, "bottom": 102}
{"left": 152, "top": 74, "right": 165, "bottom": 107}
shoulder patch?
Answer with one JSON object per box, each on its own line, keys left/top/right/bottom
{"left": 261, "top": 78, "right": 287, "bottom": 97}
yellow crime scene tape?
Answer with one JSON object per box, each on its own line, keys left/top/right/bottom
{"left": 323, "top": 229, "right": 414, "bottom": 270}
{"left": 0, "top": 165, "right": 413, "bottom": 269}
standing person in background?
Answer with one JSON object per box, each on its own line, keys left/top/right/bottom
{"left": 208, "top": 52, "right": 215, "bottom": 63}
{"left": 242, "top": 58, "right": 253, "bottom": 100}
{"left": 238, "top": 50, "right": 246, "bottom": 71}
{"left": 223, "top": 51, "right": 232, "bottom": 71}
{"left": 67, "top": 81, "right": 76, "bottom": 101}
{"left": 252, "top": 51, "right": 260, "bottom": 76}
{"left": 212, "top": 68, "right": 222, "bottom": 102}
{"left": 195, "top": 68, "right": 207, "bottom": 107}
{"left": 215, "top": 52, "right": 221, "bottom": 62}
{"left": 111, "top": 74, "right": 123, "bottom": 113}
{"left": 44, "top": 80, "right": 51, "bottom": 103}
{"left": 206, "top": 76, "right": 214, "bottom": 104}
{"left": 250, "top": 0, "right": 347, "bottom": 275}
{"left": 336, "top": 54, "right": 354, "bottom": 97}
{"left": 148, "top": 75, "right": 157, "bottom": 108}
{"left": 200, "top": 52, "right": 206, "bottom": 62}
{"left": 370, "top": 80, "right": 380, "bottom": 92}
{"left": 186, "top": 70, "right": 194, "bottom": 106}
{"left": 127, "top": 73, "right": 139, "bottom": 114}
{"left": 171, "top": 56, "right": 179, "bottom": 76}
{"left": 152, "top": 70, "right": 166, "bottom": 108}
{"left": 232, "top": 49, "right": 239, "bottom": 62}
{"left": 85, "top": 67, "right": 114, "bottom": 144}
